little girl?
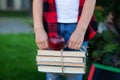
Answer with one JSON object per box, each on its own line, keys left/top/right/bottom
{"left": 33, "top": 0, "right": 97, "bottom": 80}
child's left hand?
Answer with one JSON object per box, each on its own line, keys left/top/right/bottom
{"left": 68, "top": 29, "right": 85, "bottom": 50}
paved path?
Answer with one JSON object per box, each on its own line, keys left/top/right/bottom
{"left": 0, "top": 17, "right": 33, "bottom": 34}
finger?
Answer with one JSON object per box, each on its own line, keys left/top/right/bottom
{"left": 36, "top": 41, "right": 41, "bottom": 49}
{"left": 77, "top": 43, "right": 82, "bottom": 50}
{"left": 71, "top": 42, "right": 76, "bottom": 49}
{"left": 40, "top": 44, "right": 43, "bottom": 49}
{"left": 68, "top": 40, "right": 71, "bottom": 48}
{"left": 69, "top": 41, "right": 75, "bottom": 49}
{"left": 43, "top": 41, "right": 49, "bottom": 49}
{"left": 68, "top": 40, "right": 73, "bottom": 49}
{"left": 45, "top": 41, "right": 49, "bottom": 49}
{"left": 37, "top": 41, "right": 44, "bottom": 50}
{"left": 37, "top": 43, "right": 42, "bottom": 49}
{"left": 74, "top": 42, "right": 79, "bottom": 50}
{"left": 41, "top": 41, "right": 47, "bottom": 49}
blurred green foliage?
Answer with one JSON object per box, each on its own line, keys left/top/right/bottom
{"left": 94, "top": 9, "right": 104, "bottom": 22}
{"left": 96, "top": 0, "right": 120, "bottom": 18}
{"left": 0, "top": 11, "right": 29, "bottom": 17}
{"left": 88, "top": 31, "right": 120, "bottom": 68}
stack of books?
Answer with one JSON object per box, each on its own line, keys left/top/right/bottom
{"left": 36, "top": 50, "right": 86, "bottom": 74}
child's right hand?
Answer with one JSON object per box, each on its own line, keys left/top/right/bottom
{"left": 35, "top": 28, "right": 49, "bottom": 50}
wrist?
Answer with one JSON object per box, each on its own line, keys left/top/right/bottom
{"left": 75, "top": 26, "right": 87, "bottom": 35}
{"left": 34, "top": 27, "right": 46, "bottom": 34}
{"left": 34, "top": 24, "right": 44, "bottom": 31}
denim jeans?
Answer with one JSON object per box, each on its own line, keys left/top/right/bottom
{"left": 46, "top": 23, "right": 88, "bottom": 80}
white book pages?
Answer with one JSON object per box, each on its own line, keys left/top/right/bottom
{"left": 36, "top": 56, "right": 83, "bottom": 63}
{"left": 37, "top": 62, "right": 85, "bottom": 67}
{"left": 38, "top": 50, "right": 85, "bottom": 57}
{"left": 38, "top": 66, "right": 85, "bottom": 74}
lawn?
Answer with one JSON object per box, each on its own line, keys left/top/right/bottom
{"left": 0, "top": 34, "right": 46, "bottom": 80}
{"left": 0, "top": 11, "right": 30, "bottom": 18}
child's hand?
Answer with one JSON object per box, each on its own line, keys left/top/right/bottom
{"left": 35, "top": 28, "right": 49, "bottom": 50}
{"left": 68, "top": 29, "right": 85, "bottom": 50}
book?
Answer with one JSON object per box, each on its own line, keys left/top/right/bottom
{"left": 37, "top": 61, "right": 85, "bottom": 67}
{"left": 38, "top": 50, "right": 85, "bottom": 57}
{"left": 36, "top": 56, "right": 84, "bottom": 63}
{"left": 38, "top": 66, "right": 85, "bottom": 74}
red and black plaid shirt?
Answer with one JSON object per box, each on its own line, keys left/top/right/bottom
{"left": 43, "top": 0, "right": 97, "bottom": 41}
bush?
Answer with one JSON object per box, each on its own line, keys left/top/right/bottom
{"left": 88, "top": 31, "right": 120, "bottom": 68}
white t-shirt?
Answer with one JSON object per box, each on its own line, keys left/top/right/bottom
{"left": 55, "top": 0, "right": 79, "bottom": 23}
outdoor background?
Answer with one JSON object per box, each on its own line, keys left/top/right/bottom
{"left": 0, "top": 0, "right": 46, "bottom": 80}
{"left": 0, "top": 0, "right": 120, "bottom": 80}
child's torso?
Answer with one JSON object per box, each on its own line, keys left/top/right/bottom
{"left": 55, "top": 0, "right": 79, "bottom": 23}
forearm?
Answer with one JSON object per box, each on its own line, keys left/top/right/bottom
{"left": 33, "top": 0, "right": 44, "bottom": 33}
{"left": 76, "top": 0, "right": 96, "bottom": 33}
{"left": 33, "top": 0, "right": 48, "bottom": 49}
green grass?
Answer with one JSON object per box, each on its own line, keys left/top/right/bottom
{"left": 0, "top": 11, "right": 30, "bottom": 17}
{"left": 0, "top": 33, "right": 46, "bottom": 80}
